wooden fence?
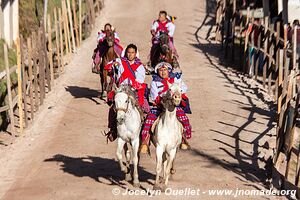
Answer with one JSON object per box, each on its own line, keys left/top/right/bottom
{"left": 0, "top": 0, "right": 104, "bottom": 136}
{"left": 215, "top": 0, "right": 299, "bottom": 196}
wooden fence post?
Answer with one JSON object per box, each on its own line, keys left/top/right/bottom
{"left": 268, "top": 24, "right": 274, "bottom": 95}
{"left": 79, "top": 0, "right": 82, "bottom": 45}
{"left": 62, "top": 0, "right": 71, "bottom": 56}
{"left": 54, "top": 8, "right": 61, "bottom": 77}
{"left": 16, "top": 37, "right": 24, "bottom": 135}
{"left": 66, "top": 0, "right": 76, "bottom": 51}
{"left": 20, "top": 36, "right": 28, "bottom": 128}
{"left": 250, "top": 27, "right": 255, "bottom": 76}
{"left": 27, "top": 37, "right": 34, "bottom": 121}
{"left": 58, "top": 9, "right": 65, "bottom": 72}
{"left": 31, "top": 32, "right": 39, "bottom": 111}
{"left": 38, "top": 29, "right": 45, "bottom": 104}
{"left": 4, "top": 43, "right": 15, "bottom": 135}
{"left": 275, "top": 22, "right": 281, "bottom": 102}
{"left": 263, "top": 18, "right": 269, "bottom": 88}
{"left": 47, "top": 14, "right": 54, "bottom": 85}
{"left": 255, "top": 30, "right": 261, "bottom": 80}
{"left": 72, "top": 0, "right": 79, "bottom": 47}
{"left": 42, "top": 20, "right": 51, "bottom": 93}
{"left": 231, "top": 0, "right": 236, "bottom": 62}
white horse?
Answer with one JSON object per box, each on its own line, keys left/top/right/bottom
{"left": 152, "top": 82, "right": 183, "bottom": 191}
{"left": 114, "top": 85, "right": 143, "bottom": 187}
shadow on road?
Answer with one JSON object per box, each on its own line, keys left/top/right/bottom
{"left": 65, "top": 86, "right": 101, "bottom": 105}
{"left": 44, "top": 154, "right": 155, "bottom": 189}
{"left": 0, "top": 141, "right": 7, "bottom": 146}
{"left": 187, "top": 0, "right": 276, "bottom": 190}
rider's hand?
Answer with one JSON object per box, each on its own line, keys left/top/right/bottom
{"left": 113, "top": 61, "right": 119, "bottom": 67}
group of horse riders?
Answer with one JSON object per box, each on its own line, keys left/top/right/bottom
{"left": 92, "top": 10, "right": 192, "bottom": 153}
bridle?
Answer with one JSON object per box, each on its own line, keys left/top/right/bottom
{"left": 114, "top": 96, "right": 130, "bottom": 114}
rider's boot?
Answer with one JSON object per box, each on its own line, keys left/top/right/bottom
{"left": 140, "top": 144, "right": 149, "bottom": 154}
{"left": 180, "top": 137, "right": 191, "bottom": 150}
{"left": 102, "top": 91, "right": 107, "bottom": 98}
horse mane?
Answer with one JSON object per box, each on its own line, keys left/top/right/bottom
{"left": 159, "top": 32, "right": 169, "bottom": 45}
{"left": 116, "top": 85, "right": 144, "bottom": 119}
{"left": 161, "top": 90, "right": 174, "bottom": 110}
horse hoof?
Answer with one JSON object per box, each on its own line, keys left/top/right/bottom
{"left": 153, "top": 184, "right": 161, "bottom": 191}
{"left": 161, "top": 185, "right": 167, "bottom": 192}
{"left": 133, "top": 181, "right": 140, "bottom": 188}
{"left": 153, "top": 184, "right": 166, "bottom": 192}
{"left": 125, "top": 173, "right": 132, "bottom": 182}
{"left": 101, "top": 91, "right": 107, "bottom": 98}
{"left": 170, "top": 168, "right": 176, "bottom": 174}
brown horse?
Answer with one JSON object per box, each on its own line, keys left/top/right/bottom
{"left": 100, "top": 30, "right": 119, "bottom": 98}
{"left": 149, "top": 32, "right": 180, "bottom": 72}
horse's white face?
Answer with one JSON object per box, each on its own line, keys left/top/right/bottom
{"left": 165, "top": 82, "right": 182, "bottom": 107}
{"left": 114, "top": 92, "right": 129, "bottom": 124}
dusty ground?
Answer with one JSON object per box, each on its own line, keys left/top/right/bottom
{"left": 0, "top": 0, "right": 289, "bottom": 199}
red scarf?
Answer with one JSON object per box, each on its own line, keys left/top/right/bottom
{"left": 118, "top": 58, "right": 140, "bottom": 85}
{"left": 159, "top": 78, "right": 174, "bottom": 95}
{"left": 156, "top": 20, "right": 170, "bottom": 34}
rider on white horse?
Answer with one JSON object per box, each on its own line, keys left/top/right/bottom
{"left": 104, "top": 44, "right": 150, "bottom": 142}
{"left": 140, "top": 62, "right": 192, "bottom": 153}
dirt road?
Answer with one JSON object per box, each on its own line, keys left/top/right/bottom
{"left": 0, "top": 0, "right": 284, "bottom": 199}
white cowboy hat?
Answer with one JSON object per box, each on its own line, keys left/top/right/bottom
{"left": 154, "top": 62, "right": 172, "bottom": 73}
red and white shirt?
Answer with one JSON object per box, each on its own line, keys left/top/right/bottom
{"left": 97, "top": 31, "right": 120, "bottom": 44}
{"left": 151, "top": 20, "right": 175, "bottom": 38}
{"left": 104, "top": 57, "right": 145, "bottom": 89}
{"left": 150, "top": 75, "right": 187, "bottom": 105}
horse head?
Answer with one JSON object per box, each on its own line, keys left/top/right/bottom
{"left": 162, "top": 82, "right": 182, "bottom": 111}
{"left": 105, "top": 30, "right": 115, "bottom": 47}
{"left": 114, "top": 85, "right": 137, "bottom": 124}
{"left": 159, "top": 31, "right": 170, "bottom": 54}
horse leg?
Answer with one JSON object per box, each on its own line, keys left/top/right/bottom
{"left": 116, "top": 138, "right": 128, "bottom": 176}
{"left": 131, "top": 138, "right": 140, "bottom": 187}
{"left": 123, "top": 143, "right": 132, "bottom": 182}
{"left": 170, "top": 158, "right": 176, "bottom": 175}
{"left": 102, "top": 69, "right": 108, "bottom": 98}
{"left": 164, "top": 148, "right": 177, "bottom": 187}
{"left": 99, "top": 64, "right": 105, "bottom": 97}
{"left": 162, "top": 152, "right": 168, "bottom": 181}
{"left": 153, "top": 145, "right": 164, "bottom": 191}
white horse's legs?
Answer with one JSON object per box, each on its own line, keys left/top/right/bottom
{"left": 164, "top": 148, "right": 177, "bottom": 186}
{"left": 131, "top": 138, "right": 140, "bottom": 187}
{"left": 154, "top": 145, "right": 163, "bottom": 190}
{"left": 124, "top": 143, "right": 132, "bottom": 181}
{"left": 116, "top": 138, "right": 128, "bottom": 174}
{"left": 163, "top": 153, "right": 168, "bottom": 180}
